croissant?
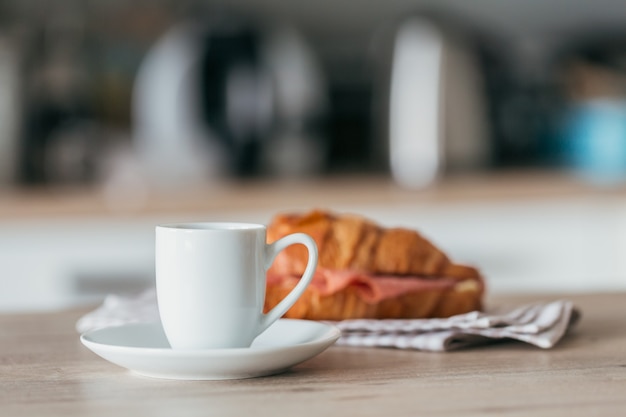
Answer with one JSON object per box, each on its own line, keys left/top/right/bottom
{"left": 265, "top": 209, "right": 485, "bottom": 321}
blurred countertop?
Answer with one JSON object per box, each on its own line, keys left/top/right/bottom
{"left": 1, "top": 169, "right": 624, "bottom": 221}
{"left": 2, "top": 169, "right": 626, "bottom": 311}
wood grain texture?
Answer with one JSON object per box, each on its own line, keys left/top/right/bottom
{"left": 1, "top": 293, "right": 625, "bottom": 416}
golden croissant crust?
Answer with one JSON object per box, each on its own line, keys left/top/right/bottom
{"left": 267, "top": 209, "right": 476, "bottom": 280}
{"left": 265, "top": 209, "right": 484, "bottom": 320}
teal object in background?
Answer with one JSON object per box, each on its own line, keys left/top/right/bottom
{"left": 565, "top": 100, "right": 626, "bottom": 185}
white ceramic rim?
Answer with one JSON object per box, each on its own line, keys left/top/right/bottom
{"left": 157, "top": 222, "right": 265, "bottom": 231}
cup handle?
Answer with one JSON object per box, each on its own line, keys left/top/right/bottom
{"left": 259, "top": 232, "right": 318, "bottom": 333}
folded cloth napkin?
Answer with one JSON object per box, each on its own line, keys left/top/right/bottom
{"left": 76, "top": 289, "right": 159, "bottom": 334}
{"left": 76, "top": 289, "right": 580, "bottom": 352}
{"left": 333, "top": 300, "right": 580, "bottom": 351}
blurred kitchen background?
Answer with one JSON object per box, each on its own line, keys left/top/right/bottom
{"left": 1, "top": 0, "right": 626, "bottom": 312}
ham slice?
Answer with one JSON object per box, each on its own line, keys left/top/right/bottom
{"left": 267, "top": 268, "right": 459, "bottom": 304}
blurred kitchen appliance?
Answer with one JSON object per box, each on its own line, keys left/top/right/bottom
{"left": 0, "top": 35, "right": 20, "bottom": 186}
{"left": 16, "top": 9, "right": 99, "bottom": 186}
{"left": 387, "top": 16, "right": 490, "bottom": 188}
{"left": 133, "top": 16, "right": 326, "bottom": 185}
{"left": 560, "top": 39, "right": 626, "bottom": 185}
{"left": 565, "top": 99, "right": 626, "bottom": 184}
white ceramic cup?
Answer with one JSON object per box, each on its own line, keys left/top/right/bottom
{"left": 155, "top": 222, "right": 318, "bottom": 349}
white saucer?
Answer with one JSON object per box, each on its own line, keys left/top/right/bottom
{"left": 80, "top": 319, "right": 340, "bottom": 380}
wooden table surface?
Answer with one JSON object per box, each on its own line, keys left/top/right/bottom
{"left": 1, "top": 292, "right": 625, "bottom": 417}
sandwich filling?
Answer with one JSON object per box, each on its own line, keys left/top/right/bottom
{"left": 267, "top": 267, "right": 477, "bottom": 304}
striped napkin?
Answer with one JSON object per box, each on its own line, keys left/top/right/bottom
{"left": 334, "top": 300, "right": 580, "bottom": 351}
{"left": 76, "top": 290, "right": 579, "bottom": 352}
